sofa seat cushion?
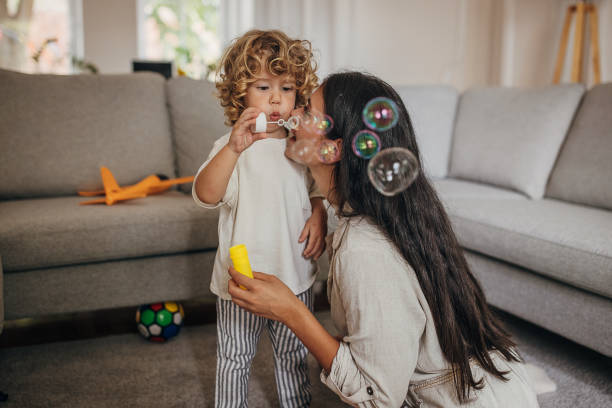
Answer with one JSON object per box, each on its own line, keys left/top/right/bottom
{"left": 0, "top": 192, "right": 219, "bottom": 272}
{"left": 440, "top": 194, "right": 612, "bottom": 299}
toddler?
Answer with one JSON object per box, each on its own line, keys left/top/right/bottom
{"left": 193, "top": 29, "right": 326, "bottom": 408}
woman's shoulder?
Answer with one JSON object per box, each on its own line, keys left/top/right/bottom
{"left": 334, "top": 216, "right": 416, "bottom": 280}
{"left": 341, "top": 217, "right": 395, "bottom": 253}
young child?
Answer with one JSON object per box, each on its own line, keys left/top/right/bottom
{"left": 192, "top": 29, "right": 326, "bottom": 407}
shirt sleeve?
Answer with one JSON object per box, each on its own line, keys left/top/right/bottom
{"left": 306, "top": 168, "right": 325, "bottom": 199}
{"left": 320, "top": 246, "right": 426, "bottom": 407}
{"left": 192, "top": 134, "right": 238, "bottom": 209}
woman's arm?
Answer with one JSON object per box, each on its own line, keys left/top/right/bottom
{"left": 227, "top": 267, "right": 340, "bottom": 372}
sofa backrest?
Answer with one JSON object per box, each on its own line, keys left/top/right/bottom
{"left": 396, "top": 85, "right": 458, "bottom": 179}
{"left": 448, "top": 84, "right": 584, "bottom": 199}
{"left": 546, "top": 83, "right": 612, "bottom": 211}
{"left": 166, "top": 77, "right": 228, "bottom": 193}
{"left": 0, "top": 69, "right": 175, "bottom": 199}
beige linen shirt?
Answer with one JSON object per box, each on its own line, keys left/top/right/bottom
{"left": 320, "top": 216, "right": 539, "bottom": 407}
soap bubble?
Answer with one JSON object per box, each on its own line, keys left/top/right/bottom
{"left": 352, "top": 130, "right": 381, "bottom": 159}
{"left": 286, "top": 116, "right": 301, "bottom": 130}
{"left": 362, "top": 97, "right": 399, "bottom": 131}
{"left": 295, "top": 109, "right": 333, "bottom": 135}
{"left": 287, "top": 138, "right": 317, "bottom": 164}
{"left": 367, "top": 147, "right": 419, "bottom": 196}
{"left": 317, "top": 139, "right": 341, "bottom": 163}
{"left": 314, "top": 114, "right": 334, "bottom": 135}
{"left": 301, "top": 109, "right": 318, "bottom": 126}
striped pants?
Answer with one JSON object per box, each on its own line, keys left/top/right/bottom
{"left": 215, "top": 287, "right": 313, "bottom": 408}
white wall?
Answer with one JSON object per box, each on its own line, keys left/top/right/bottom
{"left": 82, "top": 0, "right": 137, "bottom": 74}
{"left": 251, "top": 0, "right": 612, "bottom": 90}
{"left": 81, "top": 0, "right": 611, "bottom": 88}
{"left": 502, "top": 0, "right": 612, "bottom": 87}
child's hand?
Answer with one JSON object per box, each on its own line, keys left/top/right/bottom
{"left": 299, "top": 199, "right": 327, "bottom": 260}
{"left": 228, "top": 107, "right": 267, "bottom": 154}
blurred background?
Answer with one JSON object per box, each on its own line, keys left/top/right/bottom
{"left": 0, "top": 0, "right": 610, "bottom": 90}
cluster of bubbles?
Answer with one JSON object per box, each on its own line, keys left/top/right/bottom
{"left": 286, "top": 96, "right": 419, "bottom": 196}
{"left": 358, "top": 97, "right": 419, "bottom": 196}
{"left": 285, "top": 109, "right": 338, "bottom": 164}
{"left": 281, "top": 110, "right": 334, "bottom": 135}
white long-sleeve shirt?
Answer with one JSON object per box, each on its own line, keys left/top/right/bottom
{"left": 193, "top": 133, "right": 322, "bottom": 300}
{"left": 321, "top": 215, "right": 539, "bottom": 407}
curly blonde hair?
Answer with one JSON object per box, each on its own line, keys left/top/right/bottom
{"left": 216, "top": 29, "right": 318, "bottom": 126}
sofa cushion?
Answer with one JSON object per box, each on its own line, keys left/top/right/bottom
{"left": 442, "top": 196, "right": 612, "bottom": 298}
{"left": 449, "top": 84, "right": 584, "bottom": 198}
{"left": 433, "top": 178, "right": 527, "bottom": 201}
{"left": 0, "top": 69, "right": 176, "bottom": 199}
{"left": 166, "top": 77, "right": 228, "bottom": 193}
{"left": 546, "top": 83, "right": 612, "bottom": 211}
{"left": 0, "top": 192, "right": 219, "bottom": 272}
{"left": 396, "top": 85, "right": 458, "bottom": 179}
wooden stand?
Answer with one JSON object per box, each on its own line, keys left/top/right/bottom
{"left": 553, "top": 0, "right": 601, "bottom": 84}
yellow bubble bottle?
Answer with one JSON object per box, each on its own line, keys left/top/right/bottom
{"left": 229, "top": 244, "right": 254, "bottom": 289}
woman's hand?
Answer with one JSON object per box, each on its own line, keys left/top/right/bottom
{"left": 229, "top": 266, "right": 341, "bottom": 374}
{"left": 228, "top": 266, "right": 301, "bottom": 323}
{"left": 228, "top": 107, "right": 267, "bottom": 154}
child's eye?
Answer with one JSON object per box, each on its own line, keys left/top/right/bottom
{"left": 256, "top": 86, "right": 269, "bottom": 91}
{"left": 282, "top": 86, "right": 295, "bottom": 92}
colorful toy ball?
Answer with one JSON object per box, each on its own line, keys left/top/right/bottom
{"left": 136, "top": 302, "right": 184, "bottom": 342}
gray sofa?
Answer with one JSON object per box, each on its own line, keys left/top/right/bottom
{"left": 1, "top": 69, "right": 611, "bottom": 359}
{"left": 0, "top": 69, "right": 229, "bottom": 322}
{"left": 397, "top": 82, "right": 612, "bottom": 357}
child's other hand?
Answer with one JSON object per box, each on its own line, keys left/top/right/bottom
{"left": 299, "top": 200, "right": 327, "bottom": 260}
{"left": 228, "top": 107, "right": 267, "bottom": 154}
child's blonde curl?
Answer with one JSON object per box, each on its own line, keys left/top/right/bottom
{"left": 216, "top": 29, "right": 318, "bottom": 126}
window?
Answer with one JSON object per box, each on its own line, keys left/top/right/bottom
{"left": 139, "top": 0, "right": 221, "bottom": 80}
{"left": 0, "top": 0, "right": 83, "bottom": 74}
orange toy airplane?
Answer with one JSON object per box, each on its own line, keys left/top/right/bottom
{"left": 78, "top": 167, "right": 194, "bottom": 205}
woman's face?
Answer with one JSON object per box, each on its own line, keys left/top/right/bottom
{"left": 285, "top": 86, "right": 327, "bottom": 166}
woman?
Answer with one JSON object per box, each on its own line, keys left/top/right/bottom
{"left": 228, "top": 72, "right": 540, "bottom": 407}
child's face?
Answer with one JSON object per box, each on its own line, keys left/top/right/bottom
{"left": 245, "top": 68, "right": 297, "bottom": 138}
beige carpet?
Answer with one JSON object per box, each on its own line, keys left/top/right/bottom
{"left": 0, "top": 310, "right": 610, "bottom": 407}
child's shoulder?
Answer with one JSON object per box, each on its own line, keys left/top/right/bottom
{"left": 213, "top": 132, "right": 231, "bottom": 146}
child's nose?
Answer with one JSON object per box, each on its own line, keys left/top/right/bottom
{"left": 270, "top": 90, "right": 281, "bottom": 104}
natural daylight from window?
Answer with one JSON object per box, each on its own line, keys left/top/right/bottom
{"left": 0, "top": 0, "right": 78, "bottom": 74}
{"left": 140, "top": 0, "right": 221, "bottom": 80}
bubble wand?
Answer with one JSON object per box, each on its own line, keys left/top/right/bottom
{"left": 254, "top": 112, "right": 300, "bottom": 134}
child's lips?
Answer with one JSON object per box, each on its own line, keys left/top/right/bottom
{"left": 270, "top": 113, "right": 281, "bottom": 121}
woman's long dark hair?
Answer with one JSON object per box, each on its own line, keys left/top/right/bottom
{"left": 322, "top": 72, "right": 520, "bottom": 402}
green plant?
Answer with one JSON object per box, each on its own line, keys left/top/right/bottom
{"left": 145, "top": 0, "right": 220, "bottom": 79}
